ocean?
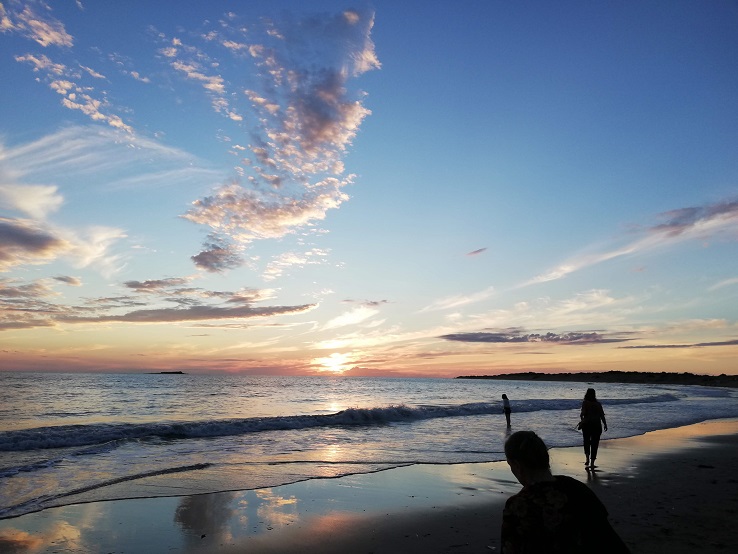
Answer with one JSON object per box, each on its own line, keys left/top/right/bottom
{"left": 1, "top": 372, "right": 737, "bottom": 520}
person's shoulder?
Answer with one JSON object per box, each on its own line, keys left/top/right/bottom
{"left": 552, "top": 475, "right": 599, "bottom": 500}
{"left": 553, "top": 475, "right": 587, "bottom": 489}
{"left": 553, "top": 475, "right": 608, "bottom": 513}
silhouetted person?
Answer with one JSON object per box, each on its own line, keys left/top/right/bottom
{"left": 502, "top": 393, "right": 512, "bottom": 426}
{"left": 579, "top": 388, "right": 607, "bottom": 468}
{"left": 501, "top": 430, "right": 629, "bottom": 554}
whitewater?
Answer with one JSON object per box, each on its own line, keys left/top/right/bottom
{"left": 1, "top": 372, "right": 737, "bottom": 520}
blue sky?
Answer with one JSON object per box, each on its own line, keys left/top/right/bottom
{"left": 1, "top": 0, "right": 737, "bottom": 376}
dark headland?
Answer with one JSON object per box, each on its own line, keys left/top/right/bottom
{"left": 456, "top": 370, "right": 738, "bottom": 388}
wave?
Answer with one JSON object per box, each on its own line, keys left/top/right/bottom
{"left": 0, "top": 395, "right": 679, "bottom": 453}
{"left": 0, "top": 463, "right": 210, "bottom": 519}
{"left": 0, "top": 439, "right": 126, "bottom": 478}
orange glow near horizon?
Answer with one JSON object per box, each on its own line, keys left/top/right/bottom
{"left": 312, "top": 352, "right": 353, "bottom": 374}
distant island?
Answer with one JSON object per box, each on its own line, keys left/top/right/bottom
{"left": 147, "top": 371, "right": 186, "bottom": 375}
{"left": 456, "top": 371, "right": 738, "bottom": 388}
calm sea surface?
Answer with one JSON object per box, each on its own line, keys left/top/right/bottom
{"left": 1, "top": 372, "right": 737, "bottom": 519}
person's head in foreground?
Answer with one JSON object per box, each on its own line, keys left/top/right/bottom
{"left": 504, "top": 430, "right": 552, "bottom": 486}
{"left": 501, "top": 430, "right": 631, "bottom": 553}
{"left": 584, "top": 388, "right": 597, "bottom": 401}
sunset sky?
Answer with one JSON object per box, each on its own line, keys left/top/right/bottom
{"left": 1, "top": 0, "right": 737, "bottom": 377}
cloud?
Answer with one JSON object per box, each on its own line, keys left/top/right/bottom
{"left": 524, "top": 198, "right": 738, "bottom": 286}
{"left": 1, "top": 126, "right": 221, "bottom": 192}
{"left": 184, "top": 177, "right": 351, "bottom": 241}
{"left": 123, "top": 278, "right": 191, "bottom": 292}
{"left": 57, "top": 302, "right": 316, "bottom": 324}
{"left": 0, "top": 217, "right": 70, "bottom": 271}
{"left": 620, "top": 338, "right": 738, "bottom": 349}
{"left": 171, "top": 60, "right": 226, "bottom": 93}
{"left": 709, "top": 277, "right": 738, "bottom": 291}
{"left": 191, "top": 236, "right": 243, "bottom": 273}
{"left": 0, "top": 183, "right": 63, "bottom": 219}
{"left": 0, "top": 127, "right": 220, "bottom": 277}
{"left": 181, "top": 9, "right": 379, "bottom": 272}
{"left": 53, "top": 275, "right": 82, "bottom": 286}
{"left": 0, "top": 277, "right": 57, "bottom": 298}
{"left": 61, "top": 225, "right": 127, "bottom": 277}
{"left": 262, "top": 248, "right": 329, "bottom": 281}
{"left": 14, "top": 53, "right": 132, "bottom": 132}
{"left": 439, "top": 329, "right": 632, "bottom": 345}
{"left": 323, "top": 306, "right": 379, "bottom": 330}
{"left": 0, "top": 274, "right": 316, "bottom": 330}
{"left": 421, "top": 286, "right": 495, "bottom": 312}
{"left": 653, "top": 201, "right": 738, "bottom": 237}
{"left": 1, "top": 1, "right": 74, "bottom": 47}
{"left": 342, "top": 299, "right": 390, "bottom": 307}
{"left": 0, "top": 277, "right": 69, "bottom": 330}
{"left": 467, "top": 248, "right": 487, "bottom": 256}
{"left": 155, "top": 33, "right": 241, "bottom": 120}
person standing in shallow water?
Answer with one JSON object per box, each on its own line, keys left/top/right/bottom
{"left": 579, "top": 388, "right": 607, "bottom": 469}
{"left": 501, "top": 430, "right": 629, "bottom": 553}
{"left": 502, "top": 394, "right": 512, "bottom": 427}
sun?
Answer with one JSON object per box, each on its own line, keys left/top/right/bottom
{"left": 314, "top": 352, "right": 352, "bottom": 374}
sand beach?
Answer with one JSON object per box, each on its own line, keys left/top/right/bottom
{"left": 1, "top": 419, "right": 736, "bottom": 553}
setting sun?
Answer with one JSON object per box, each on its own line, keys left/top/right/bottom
{"left": 314, "top": 352, "right": 354, "bottom": 374}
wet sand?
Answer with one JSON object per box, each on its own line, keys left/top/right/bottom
{"left": 1, "top": 419, "right": 737, "bottom": 553}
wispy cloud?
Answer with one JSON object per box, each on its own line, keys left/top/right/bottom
{"left": 0, "top": 183, "right": 63, "bottom": 219}
{"left": 1, "top": 126, "right": 221, "bottom": 192}
{"left": 323, "top": 306, "right": 379, "bottom": 330}
{"left": 262, "top": 249, "right": 329, "bottom": 281}
{"left": 523, "top": 199, "right": 738, "bottom": 286}
{"left": 421, "top": 286, "right": 496, "bottom": 312}
{"left": 59, "top": 225, "right": 128, "bottom": 278}
{"left": 621, "top": 338, "right": 738, "bottom": 349}
{"left": 0, "top": 126, "right": 231, "bottom": 276}
{"left": 709, "top": 277, "right": 738, "bottom": 291}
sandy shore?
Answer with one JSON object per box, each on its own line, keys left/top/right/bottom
{"left": 1, "top": 419, "right": 737, "bottom": 553}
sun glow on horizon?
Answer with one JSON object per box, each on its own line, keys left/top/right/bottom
{"left": 313, "top": 352, "right": 354, "bottom": 374}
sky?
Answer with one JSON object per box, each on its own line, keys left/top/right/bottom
{"left": 1, "top": 0, "right": 737, "bottom": 378}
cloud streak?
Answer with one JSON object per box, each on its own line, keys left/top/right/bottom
{"left": 440, "top": 328, "right": 632, "bottom": 345}
{"left": 620, "top": 338, "right": 738, "bottom": 349}
{"left": 421, "top": 286, "right": 496, "bottom": 312}
{"left": 0, "top": 275, "right": 316, "bottom": 331}
{"left": 523, "top": 199, "right": 738, "bottom": 286}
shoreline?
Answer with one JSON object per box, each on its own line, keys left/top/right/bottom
{"left": 1, "top": 419, "right": 737, "bottom": 553}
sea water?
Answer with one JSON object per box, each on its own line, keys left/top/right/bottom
{"left": 1, "top": 372, "right": 737, "bottom": 519}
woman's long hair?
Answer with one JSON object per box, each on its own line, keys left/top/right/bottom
{"left": 584, "top": 388, "right": 597, "bottom": 401}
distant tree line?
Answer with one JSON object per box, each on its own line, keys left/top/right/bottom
{"left": 456, "top": 370, "right": 738, "bottom": 388}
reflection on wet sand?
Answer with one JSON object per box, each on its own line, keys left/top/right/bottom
{"left": 0, "top": 520, "right": 82, "bottom": 553}
{"left": 175, "top": 491, "right": 237, "bottom": 548}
